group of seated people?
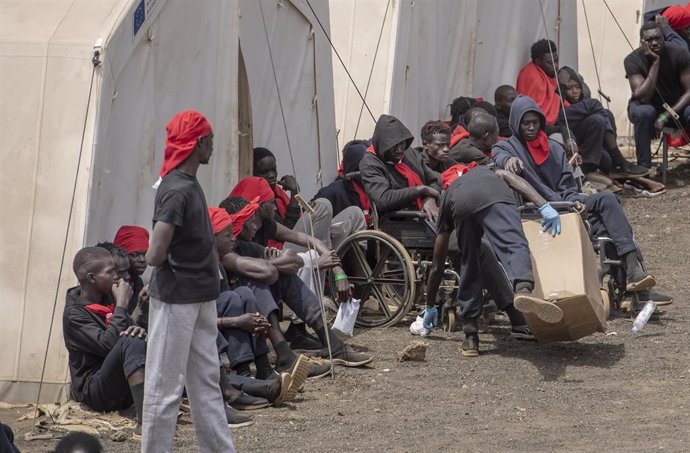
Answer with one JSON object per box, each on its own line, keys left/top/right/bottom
{"left": 59, "top": 24, "right": 678, "bottom": 443}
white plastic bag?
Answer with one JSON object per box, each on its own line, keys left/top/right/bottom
{"left": 331, "top": 298, "right": 360, "bottom": 336}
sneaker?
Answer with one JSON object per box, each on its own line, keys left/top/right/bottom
{"left": 289, "top": 333, "right": 323, "bottom": 353}
{"left": 307, "top": 359, "right": 333, "bottom": 379}
{"left": 510, "top": 325, "right": 536, "bottom": 341}
{"left": 513, "top": 294, "right": 563, "bottom": 324}
{"left": 268, "top": 372, "right": 292, "bottom": 405}
{"left": 224, "top": 404, "right": 254, "bottom": 428}
{"left": 626, "top": 268, "right": 656, "bottom": 292}
{"left": 320, "top": 345, "right": 374, "bottom": 367}
{"left": 460, "top": 334, "right": 479, "bottom": 357}
{"left": 284, "top": 355, "right": 310, "bottom": 401}
{"left": 409, "top": 316, "right": 430, "bottom": 337}
{"left": 132, "top": 423, "right": 142, "bottom": 441}
{"left": 646, "top": 290, "right": 673, "bottom": 306}
{"left": 612, "top": 161, "right": 649, "bottom": 178}
{"left": 624, "top": 290, "right": 673, "bottom": 309}
{"left": 228, "top": 392, "right": 270, "bottom": 411}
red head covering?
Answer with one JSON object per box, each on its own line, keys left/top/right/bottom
{"left": 441, "top": 162, "right": 479, "bottom": 189}
{"left": 113, "top": 226, "right": 149, "bottom": 253}
{"left": 663, "top": 5, "right": 690, "bottom": 30}
{"left": 230, "top": 176, "right": 275, "bottom": 203}
{"left": 208, "top": 207, "right": 233, "bottom": 235}
{"left": 526, "top": 130, "right": 550, "bottom": 166}
{"left": 159, "top": 110, "right": 212, "bottom": 179}
{"left": 227, "top": 197, "right": 261, "bottom": 237}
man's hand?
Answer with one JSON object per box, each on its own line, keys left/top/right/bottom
{"left": 120, "top": 325, "right": 147, "bottom": 339}
{"left": 234, "top": 313, "right": 271, "bottom": 334}
{"left": 112, "top": 278, "right": 132, "bottom": 308}
{"left": 332, "top": 265, "right": 350, "bottom": 303}
{"left": 641, "top": 41, "right": 660, "bottom": 63}
{"left": 263, "top": 247, "right": 281, "bottom": 259}
{"left": 316, "top": 250, "right": 341, "bottom": 269}
{"left": 136, "top": 284, "right": 149, "bottom": 312}
{"left": 655, "top": 14, "right": 669, "bottom": 28}
{"left": 654, "top": 113, "right": 669, "bottom": 130}
{"left": 539, "top": 202, "right": 561, "bottom": 237}
{"left": 574, "top": 201, "right": 587, "bottom": 219}
{"left": 417, "top": 185, "right": 440, "bottom": 200}
{"left": 279, "top": 175, "right": 300, "bottom": 193}
{"left": 565, "top": 139, "right": 578, "bottom": 158}
{"left": 422, "top": 305, "right": 438, "bottom": 331}
{"left": 422, "top": 197, "right": 439, "bottom": 222}
{"left": 505, "top": 157, "right": 524, "bottom": 174}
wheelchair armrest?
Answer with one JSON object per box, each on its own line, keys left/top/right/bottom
{"left": 519, "top": 201, "right": 579, "bottom": 214}
{"left": 383, "top": 210, "right": 427, "bottom": 220}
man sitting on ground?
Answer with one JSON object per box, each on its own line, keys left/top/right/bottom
{"left": 625, "top": 21, "right": 690, "bottom": 168}
{"left": 62, "top": 247, "right": 145, "bottom": 437}
{"left": 113, "top": 225, "right": 150, "bottom": 327}
{"left": 359, "top": 114, "right": 442, "bottom": 221}
{"left": 493, "top": 95, "right": 658, "bottom": 300}
{"left": 494, "top": 85, "right": 517, "bottom": 137}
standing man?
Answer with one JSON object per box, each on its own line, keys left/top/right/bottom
{"left": 625, "top": 21, "right": 690, "bottom": 168}
{"left": 142, "top": 110, "right": 235, "bottom": 453}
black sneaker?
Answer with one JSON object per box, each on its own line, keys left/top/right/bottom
{"left": 320, "top": 345, "right": 374, "bottom": 367}
{"left": 289, "top": 333, "right": 323, "bottom": 353}
{"left": 224, "top": 404, "right": 254, "bottom": 428}
{"left": 307, "top": 359, "right": 333, "bottom": 378}
{"left": 613, "top": 161, "right": 649, "bottom": 178}
{"left": 638, "top": 290, "right": 673, "bottom": 306}
{"left": 510, "top": 325, "right": 536, "bottom": 341}
{"left": 228, "top": 392, "right": 270, "bottom": 411}
{"left": 460, "top": 334, "right": 479, "bottom": 357}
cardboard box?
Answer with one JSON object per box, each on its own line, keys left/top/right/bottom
{"left": 520, "top": 213, "right": 607, "bottom": 343}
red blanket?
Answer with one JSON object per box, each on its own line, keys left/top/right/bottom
{"left": 516, "top": 62, "right": 565, "bottom": 125}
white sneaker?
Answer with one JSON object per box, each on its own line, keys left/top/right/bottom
{"left": 410, "top": 316, "right": 430, "bottom": 337}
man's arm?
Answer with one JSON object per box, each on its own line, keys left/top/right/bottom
{"left": 425, "top": 231, "right": 451, "bottom": 307}
{"left": 627, "top": 44, "right": 660, "bottom": 104}
{"left": 360, "top": 157, "right": 425, "bottom": 212}
{"left": 264, "top": 248, "right": 304, "bottom": 275}
{"left": 671, "top": 67, "right": 690, "bottom": 114}
{"left": 146, "top": 221, "right": 175, "bottom": 266}
{"left": 274, "top": 222, "right": 330, "bottom": 255}
{"left": 222, "top": 253, "right": 279, "bottom": 284}
{"left": 494, "top": 169, "right": 547, "bottom": 207}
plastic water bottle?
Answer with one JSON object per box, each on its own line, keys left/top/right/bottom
{"left": 631, "top": 301, "right": 656, "bottom": 334}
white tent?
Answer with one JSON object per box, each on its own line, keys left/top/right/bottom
{"left": 238, "top": 0, "right": 338, "bottom": 199}
{"left": 0, "top": 0, "right": 239, "bottom": 404}
{"left": 329, "top": 0, "right": 578, "bottom": 149}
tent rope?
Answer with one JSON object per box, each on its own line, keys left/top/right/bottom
{"left": 581, "top": 0, "right": 608, "bottom": 108}
{"left": 304, "top": 0, "right": 376, "bottom": 123}
{"left": 354, "top": 0, "right": 392, "bottom": 139}
{"left": 258, "top": 0, "right": 297, "bottom": 176}
{"left": 32, "top": 47, "right": 100, "bottom": 426}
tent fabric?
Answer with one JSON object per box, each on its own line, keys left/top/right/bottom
{"left": 238, "top": 0, "right": 338, "bottom": 200}
{"left": 0, "top": 0, "right": 239, "bottom": 404}
{"left": 329, "top": 0, "right": 577, "bottom": 150}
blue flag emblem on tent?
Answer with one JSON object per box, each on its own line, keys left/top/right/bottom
{"left": 134, "top": 0, "right": 146, "bottom": 36}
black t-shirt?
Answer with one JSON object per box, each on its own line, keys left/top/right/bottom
{"left": 149, "top": 169, "right": 220, "bottom": 304}
{"left": 253, "top": 218, "right": 278, "bottom": 247}
{"left": 437, "top": 165, "right": 517, "bottom": 232}
{"left": 235, "top": 240, "right": 265, "bottom": 259}
{"left": 624, "top": 43, "right": 690, "bottom": 107}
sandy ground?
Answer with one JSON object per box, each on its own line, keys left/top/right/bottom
{"left": 4, "top": 163, "right": 690, "bottom": 453}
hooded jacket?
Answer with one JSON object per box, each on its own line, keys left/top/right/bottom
{"left": 359, "top": 115, "right": 441, "bottom": 213}
{"left": 62, "top": 286, "right": 133, "bottom": 400}
{"left": 450, "top": 138, "right": 491, "bottom": 165}
{"left": 491, "top": 95, "right": 580, "bottom": 202}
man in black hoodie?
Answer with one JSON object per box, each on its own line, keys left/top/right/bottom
{"left": 62, "top": 247, "right": 146, "bottom": 437}
{"left": 359, "top": 114, "right": 442, "bottom": 221}
{"left": 493, "top": 95, "right": 658, "bottom": 299}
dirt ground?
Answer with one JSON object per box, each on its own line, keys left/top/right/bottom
{"left": 4, "top": 163, "right": 690, "bottom": 453}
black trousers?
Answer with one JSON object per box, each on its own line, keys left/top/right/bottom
{"left": 81, "top": 335, "right": 146, "bottom": 412}
{"left": 571, "top": 192, "right": 636, "bottom": 256}
{"left": 227, "top": 373, "right": 275, "bottom": 400}
{"left": 457, "top": 202, "right": 533, "bottom": 320}
{"left": 0, "top": 423, "right": 19, "bottom": 453}
{"left": 216, "top": 287, "right": 270, "bottom": 368}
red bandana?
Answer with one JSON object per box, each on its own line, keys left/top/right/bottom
{"left": 113, "top": 226, "right": 149, "bottom": 253}
{"left": 526, "top": 130, "right": 550, "bottom": 166}
{"left": 85, "top": 304, "right": 115, "bottom": 327}
{"left": 230, "top": 176, "right": 275, "bottom": 203}
{"left": 273, "top": 186, "right": 291, "bottom": 219}
{"left": 227, "top": 197, "right": 260, "bottom": 237}
{"left": 208, "top": 207, "right": 234, "bottom": 235}
{"left": 159, "top": 110, "right": 212, "bottom": 179}
{"left": 366, "top": 144, "right": 424, "bottom": 209}
{"left": 351, "top": 181, "right": 371, "bottom": 224}
{"left": 663, "top": 5, "right": 690, "bottom": 30}
{"left": 441, "top": 162, "right": 479, "bottom": 189}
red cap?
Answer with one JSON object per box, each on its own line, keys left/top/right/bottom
{"left": 113, "top": 225, "right": 149, "bottom": 253}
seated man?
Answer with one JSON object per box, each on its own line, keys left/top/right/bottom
{"left": 427, "top": 146, "right": 562, "bottom": 356}
{"left": 644, "top": 4, "right": 690, "bottom": 50}
{"left": 313, "top": 140, "right": 372, "bottom": 226}
{"left": 221, "top": 196, "right": 374, "bottom": 370}
{"left": 62, "top": 247, "right": 145, "bottom": 437}
{"left": 494, "top": 85, "right": 517, "bottom": 137}
{"left": 114, "top": 225, "right": 150, "bottom": 327}
{"left": 451, "top": 107, "right": 499, "bottom": 164}
{"left": 359, "top": 114, "right": 441, "bottom": 221}
{"left": 625, "top": 21, "right": 690, "bottom": 168}
{"left": 492, "top": 95, "right": 657, "bottom": 297}
{"left": 417, "top": 121, "right": 455, "bottom": 174}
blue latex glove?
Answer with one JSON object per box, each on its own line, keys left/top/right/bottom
{"left": 539, "top": 202, "right": 561, "bottom": 237}
{"left": 422, "top": 306, "right": 438, "bottom": 331}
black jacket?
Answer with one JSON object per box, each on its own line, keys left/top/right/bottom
{"left": 313, "top": 179, "right": 360, "bottom": 217}
{"left": 359, "top": 115, "right": 441, "bottom": 213}
{"left": 62, "top": 286, "right": 133, "bottom": 400}
{"left": 450, "top": 138, "right": 491, "bottom": 165}
{"left": 416, "top": 146, "right": 456, "bottom": 174}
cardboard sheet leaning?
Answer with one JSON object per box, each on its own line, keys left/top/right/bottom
{"left": 520, "top": 213, "right": 607, "bottom": 343}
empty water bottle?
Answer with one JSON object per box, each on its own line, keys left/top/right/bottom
{"left": 631, "top": 301, "right": 656, "bottom": 334}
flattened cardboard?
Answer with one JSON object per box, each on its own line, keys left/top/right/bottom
{"left": 521, "top": 213, "right": 607, "bottom": 343}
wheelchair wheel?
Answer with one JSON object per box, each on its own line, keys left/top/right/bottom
{"left": 333, "top": 230, "right": 416, "bottom": 328}
{"left": 600, "top": 289, "right": 611, "bottom": 320}
{"left": 442, "top": 305, "right": 457, "bottom": 332}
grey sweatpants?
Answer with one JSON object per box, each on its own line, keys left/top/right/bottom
{"left": 142, "top": 299, "right": 235, "bottom": 453}
{"left": 285, "top": 198, "right": 366, "bottom": 252}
